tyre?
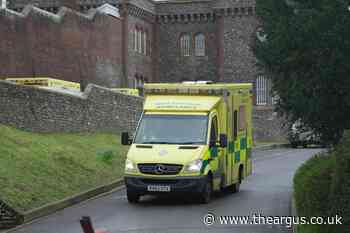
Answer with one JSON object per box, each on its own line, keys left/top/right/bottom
{"left": 291, "top": 142, "right": 298, "bottom": 148}
{"left": 199, "top": 175, "right": 213, "bottom": 204}
{"left": 227, "top": 168, "right": 242, "bottom": 194}
{"left": 226, "top": 182, "right": 240, "bottom": 193}
{"left": 127, "top": 190, "right": 140, "bottom": 204}
{"left": 302, "top": 141, "right": 308, "bottom": 148}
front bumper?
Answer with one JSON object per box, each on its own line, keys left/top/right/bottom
{"left": 124, "top": 176, "right": 207, "bottom": 195}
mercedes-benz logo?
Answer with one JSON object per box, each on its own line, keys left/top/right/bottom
{"left": 159, "top": 149, "right": 168, "bottom": 156}
{"left": 154, "top": 164, "right": 166, "bottom": 175}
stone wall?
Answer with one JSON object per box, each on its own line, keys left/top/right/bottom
{"left": 253, "top": 107, "right": 287, "bottom": 142}
{"left": 222, "top": 14, "right": 260, "bottom": 83}
{"left": 0, "top": 5, "right": 123, "bottom": 88}
{"left": 0, "top": 81, "right": 143, "bottom": 133}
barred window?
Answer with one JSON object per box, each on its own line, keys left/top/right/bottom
{"left": 256, "top": 75, "right": 272, "bottom": 105}
{"left": 194, "top": 33, "right": 206, "bottom": 56}
{"left": 180, "top": 34, "right": 191, "bottom": 56}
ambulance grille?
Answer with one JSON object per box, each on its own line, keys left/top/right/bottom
{"left": 138, "top": 164, "right": 183, "bottom": 175}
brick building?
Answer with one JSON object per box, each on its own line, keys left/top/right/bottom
{"left": 1, "top": 0, "right": 282, "bottom": 139}
{"left": 4, "top": 0, "right": 274, "bottom": 105}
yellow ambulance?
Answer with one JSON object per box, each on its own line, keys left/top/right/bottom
{"left": 121, "top": 82, "right": 253, "bottom": 204}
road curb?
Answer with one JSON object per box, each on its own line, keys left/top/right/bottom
{"left": 3, "top": 179, "right": 125, "bottom": 232}
{"left": 253, "top": 143, "right": 289, "bottom": 152}
{"left": 24, "top": 178, "right": 124, "bottom": 222}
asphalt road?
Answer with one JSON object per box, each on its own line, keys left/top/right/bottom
{"left": 9, "top": 148, "right": 322, "bottom": 233}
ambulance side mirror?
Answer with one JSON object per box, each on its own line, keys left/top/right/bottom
{"left": 219, "top": 134, "right": 228, "bottom": 148}
{"left": 121, "top": 132, "right": 132, "bottom": 145}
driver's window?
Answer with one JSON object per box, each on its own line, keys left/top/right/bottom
{"left": 210, "top": 116, "right": 218, "bottom": 143}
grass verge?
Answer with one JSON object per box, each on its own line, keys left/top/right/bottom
{"left": 0, "top": 124, "right": 128, "bottom": 212}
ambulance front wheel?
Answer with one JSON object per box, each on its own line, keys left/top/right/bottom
{"left": 199, "top": 175, "right": 213, "bottom": 204}
{"left": 127, "top": 189, "right": 140, "bottom": 203}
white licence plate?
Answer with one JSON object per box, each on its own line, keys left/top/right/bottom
{"left": 147, "top": 185, "right": 171, "bottom": 192}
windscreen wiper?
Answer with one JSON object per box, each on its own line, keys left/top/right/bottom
{"left": 140, "top": 141, "right": 175, "bottom": 145}
{"left": 176, "top": 142, "right": 204, "bottom": 145}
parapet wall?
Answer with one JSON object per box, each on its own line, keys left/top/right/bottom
{"left": 0, "top": 81, "right": 143, "bottom": 133}
{"left": 0, "top": 5, "right": 123, "bottom": 88}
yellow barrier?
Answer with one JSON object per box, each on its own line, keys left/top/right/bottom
{"left": 5, "top": 77, "right": 80, "bottom": 90}
{"left": 111, "top": 88, "right": 140, "bottom": 96}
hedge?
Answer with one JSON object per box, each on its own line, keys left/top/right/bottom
{"left": 294, "top": 130, "right": 350, "bottom": 233}
{"left": 294, "top": 153, "right": 335, "bottom": 233}
{"left": 328, "top": 130, "right": 350, "bottom": 233}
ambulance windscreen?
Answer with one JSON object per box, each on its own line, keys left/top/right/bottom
{"left": 134, "top": 115, "right": 208, "bottom": 145}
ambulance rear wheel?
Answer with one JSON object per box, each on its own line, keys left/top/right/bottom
{"left": 127, "top": 190, "right": 140, "bottom": 204}
{"left": 227, "top": 168, "right": 242, "bottom": 193}
{"left": 199, "top": 175, "right": 213, "bottom": 204}
{"left": 227, "top": 182, "right": 240, "bottom": 193}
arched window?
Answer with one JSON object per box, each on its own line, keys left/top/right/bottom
{"left": 180, "top": 34, "right": 191, "bottom": 56}
{"left": 194, "top": 33, "right": 206, "bottom": 56}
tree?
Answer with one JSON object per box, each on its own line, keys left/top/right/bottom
{"left": 254, "top": 0, "right": 350, "bottom": 145}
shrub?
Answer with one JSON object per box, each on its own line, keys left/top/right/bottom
{"left": 294, "top": 130, "right": 350, "bottom": 233}
{"left": 294, "top": 153, "right": 335, "bottom": 233}
{"left": 328, "top": 130, "right": 350, "bottom": 233}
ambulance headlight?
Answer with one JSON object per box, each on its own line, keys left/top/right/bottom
{"left": 184, "top": 159, "right": 203, "bottom": 173}
{"left": 125, "top": 158, "right": 138, "bottom": 173}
